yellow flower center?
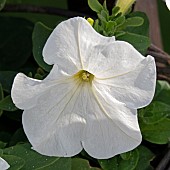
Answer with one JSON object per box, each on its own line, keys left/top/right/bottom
{"left": 74, "top": 70, "right": 94, "bottom": 82}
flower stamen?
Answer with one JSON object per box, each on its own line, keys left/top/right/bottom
{"left": 74, "top": 70, "right": 94, "bottom": 82}
{"left": 82, "top": 72, "right": 90, "bottom": 81}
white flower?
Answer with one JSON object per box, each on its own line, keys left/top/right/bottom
{"left": 11, "top": 17, "right": 156, "bottom": 159}
{"left": 0, "top": 157, "right": 10, "bottom": 170}
{"left": 165, "top": 0, "right": 170, "bottom": 10}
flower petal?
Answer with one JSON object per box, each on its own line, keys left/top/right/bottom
{"left": 88, "top": 41, "right": 145, "bottom": 78}
{"left": 22, "top": 80, "right": 86, "bottom": 157}
{"left": 0, "top": 157, "right": 10, "bottom": 170}
{"left": 166, "top": 0, "right": 170, "bottom": 10}
{"left": 42, "top": 17, "right": 115, "bottom": 74}
{"left": 11, "top": 65, "right": 70, "bottom": 110}
{"left": 93, "top": 55, "right": 156, "bottom": 109}
{"left": 82, "top": 85, "right": 142, "bottom": 159}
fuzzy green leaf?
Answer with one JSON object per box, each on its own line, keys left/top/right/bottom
{"left": 140, "top": 118, "right": 170, "bottom": 144}
{"left": 126, "top": 12, "right": 149, "bottom": 37}
{"left": 88, "top": 0, "right": 103, "bottom": 13}
{"left": 3, "top": 143, "right": 71, "bottom": 170}
{"left": 125, "top": 17, "right": 144, "bottom": 27}
{"left": 115, "top": 16, "right": 125, "bottom": 26}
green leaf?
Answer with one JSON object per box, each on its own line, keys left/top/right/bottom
{"left": 126, "top": 12, "right": 149, "bottom": 37}
{"left": 118, "top": 149, "right": 139, "bottom": 170}
{"left": 2, "top": 155, "right": 25, "bottom": 170}
{"left": 135, "top": 146, "right": 155, "bottom": 170}
{"left": 0, "top": 0, "right": 6, "bottom": 11}
{"left": 97, "top": 13, "right": 107, "bottom": 24}
{"left": 139, "top": 101, "right": 170, "bottom": 124}
{"left": 125, "top": 17, "right": 144, "bottom": 27}
{"left": 140, "top": 118, "right": 170, "bottom": 144}
{"left": 103, "top": 1, "right": 108, "bottom": 13}
{"left": 115, "top": 16, "right": 125, "bottom": 27}
{"left": 0, "top": 16, "right": 33, "bottom": 70}
{"left": 88, "top": 0, "right": 103, "bottom": 13}
{"left": 3, "top": 143, "right": 71, "bottom": 170}
{"left": 0, "top": 95, "right": 18, "bottom": 111}
{"left": 154, "top": 80, "right": 170, "bottom": 105}
{"left": 32, "top": 22, "right": 53, "bottom": 72}
{"left": 0, "top": 71, "right": 17, "bottom": 93}
{"left": 98, "top": 149, "right": 139, "bottom": 170}
{"left": 101, "top": 9, "right": 109, "bottom": 21}
{"left": 117, "top": 32, "right": 150, "bottom": 55}
{"left": 106, "top": 21, "right": 116, "bottom": 31}
{"left": 71, "top": 158, "right": 101, "bottom": 170}
{"left": 98, "top": 157, "right": 118, "bottom": 170}
{"left": 112, "top": 6, "right": 120, "bottom": 17}
{"left": 114, "top": 31, "right": 126, "bottom": 37}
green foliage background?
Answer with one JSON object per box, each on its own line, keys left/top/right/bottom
{"left": 0, "top": 0, "right": 170, "bottom": 169}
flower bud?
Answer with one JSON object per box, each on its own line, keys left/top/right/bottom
{"left": 87, "top": 18, "right": 94, "bottom": 26}
{"left": 116, "top": 0, "right": 135, "bottom": 15}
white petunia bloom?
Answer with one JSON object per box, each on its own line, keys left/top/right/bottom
{"left": 0, "top": 157, "right": 10, "bottom": 170}
{"left": 11, "top": 17, "right": 156, "bottom": 159}
{"left": 165, "top": 0, "right": 170, "bottom": 10}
